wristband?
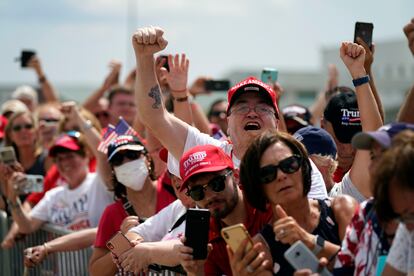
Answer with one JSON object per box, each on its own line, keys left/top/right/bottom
{"left": 312, "top": 235, "right": 325, "bottom": 255}
{"left": 172, "top": 95, "right": 188, "bottom": 102}
{"left": 352, "top": 75, "right": 370, "bottom": 87}
{"left": 43, "top": 242, "right": 50, "bottom": 256}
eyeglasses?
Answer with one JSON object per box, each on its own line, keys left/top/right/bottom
{"left": 94, "top": 111, "right": 109, "bottom": 119}
{"left": 39, "top": 118, "right": 60, "bottom": 124}
{"left": 230, "top": 104, "right": 274, "bottom": 116}
{"left": 210, "top": 111, "right": 227, "bottom": 118}
{"left": 110, "top": 150, "right": 143, "bottom": 167}
{"left": 12, "top": 123, "right": 34, "bottom": 132}
{"left": 259, "top": 155, "right": 302, "bottom": 184}
{"left": 186, "top": 170, "right": 232, "bottom": 201}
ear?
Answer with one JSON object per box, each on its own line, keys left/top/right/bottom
{"left": 320, "top": 117, "right": 326, "bottom": 129}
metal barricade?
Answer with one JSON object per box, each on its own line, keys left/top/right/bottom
{"left": 0, "top": 211, "right": 186, "bottom": 276}
{"left": 0, "top": 210, "right": 92, "bottom": 276}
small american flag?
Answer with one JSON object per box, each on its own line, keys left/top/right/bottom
{"left": 97, "top": 118, "right": 138, "bottom": 154}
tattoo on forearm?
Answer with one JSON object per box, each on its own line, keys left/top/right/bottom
{"left": 148, "top": 85, "right": 162, "bottom": 109}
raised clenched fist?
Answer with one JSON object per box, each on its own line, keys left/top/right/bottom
{"left": 132, "top": 26, "right": 168, "bottom": 57}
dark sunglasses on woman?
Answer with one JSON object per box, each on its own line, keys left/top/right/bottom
{"left": 12, "top": 123, "right": 33, "bottom": 132}
{"left": 111, "top": 150, "right": 143, "bottom": 167}
{"left": 259, "top": 155, "right": 302, "bottom": 184}
{"left": 186, "top": 170, "right": 232, "bottom": 201}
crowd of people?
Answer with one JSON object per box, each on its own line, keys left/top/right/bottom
{"left": 0, "top": 17, "right": 413, "bottom": 276}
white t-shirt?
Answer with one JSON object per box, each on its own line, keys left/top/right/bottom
{"left": 88, "top": 174, "right": 114, "bottom": 227}
{"left": 386, "top": 222, "right": 414, "bottom": 273}
{"left": 31, "top": 173, "right": 113, "bottom": 230}
{"left": 329, "top": 171, "right": 366, "bottom": 203}
{"left": 167, "top": 126, "right": 328, "bottom": 199}
{"left": 129, "top": 199, "right": 187, "bottom": 242}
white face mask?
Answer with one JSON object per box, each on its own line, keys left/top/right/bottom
{"left": 114, "top": 158, "right": 149, "bottom": 191}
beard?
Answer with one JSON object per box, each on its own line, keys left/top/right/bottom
{"left": 210, "top": 182, "right": 239, "bottom": 219}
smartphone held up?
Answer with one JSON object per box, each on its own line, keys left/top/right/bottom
{"left": 185, "top": 208, "right": 210, "bottom": 260}
{"left": 0, "top": 146, "right": 17, "bottom": 165}
{"left": 15, "top": 50, "right": 36, "bottom": 68}
{"left": 261, "top": 68, "right": 278, "bottom": 85}
{"left": 14, "top": 175, "right": 44, "bottom": 195}
{"left": 354, "top": 22, "right": 374, "bottom": 49}
{"left": 221, "top": 223, "right": 254, "bottom": 253}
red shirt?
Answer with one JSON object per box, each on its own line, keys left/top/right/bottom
{"left": 94, "top": 176, "right": 176, "bottom": 248}
{"left": 333, "top": 166, "right": 348, "bottom": 183}
{"left": 204, "top": 201, "right": 273, "bottom": 276}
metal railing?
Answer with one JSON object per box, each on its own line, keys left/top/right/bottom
{"left": 0, "top": 210, "right": 91, "bottom": 276}
{"left": 0, "top": 211, "right": 186, "bottom": 275}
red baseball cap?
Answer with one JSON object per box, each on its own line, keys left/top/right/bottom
{"left": 49, "top": 134, "right": 81, "bottom": 157}
{"left": 227, "top": 76, "right": 279, "bottom": 119}
{"left": 179, "top": 144, "right": 234, "bottom": 191}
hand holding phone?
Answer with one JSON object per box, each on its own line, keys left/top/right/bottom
{"left": 284, "top": 241, "right": 332, "bottom": 276}
{"left": 354, "top": 22, "right": 374, "bottom": 50}
{"left": 14, "top": 175, "right": 44, "bottom": 195}
{"left": 15, "top": 50, "right": 36, "bottom": 68}
{"left": 106, "top": 231, "right": 133, "bottom": 257}
{"left": 184, "top": 208, "right": 210, "bottom": 260}
{"left": 221, "top": 223, "right": 253, "bottom": 254}
{"left": 204, "top": 80, "right": 231, "bottom": 91}
{"left": 0, "top": 147, "right": 17, "bottom": 165}
{"left": 261, "top": 68, "right": 278, "bottom": 85}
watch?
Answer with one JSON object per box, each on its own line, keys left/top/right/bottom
{"left": 352, "top": 75, "right": 370, "bottom": 87}
{"left": 312, "top": 235, "right": 325, "bottom": 255}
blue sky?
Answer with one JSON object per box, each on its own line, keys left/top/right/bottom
{"left": 1, "top": 0, "right": 413, "bottom": 86}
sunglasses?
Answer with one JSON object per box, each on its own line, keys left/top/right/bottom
{"left": 94, "top": 111, "right": 109, "bottom": 119}
{"left": 39, "top": 118, "right": 60, "bottom": 124}
{"left": 12, "top": 123, "right": 34, "bottom": 132}
{"left": 110, "top": 150, "right": 143, "bottom": 167}
{"left": 186, "top": 170, "right": 232, "bottom": 201}
{"left": 210, "top": 111, "right": 227, "bottom": 118}
{"left": 259, "top": 155, "right": 302, "bottom": 184}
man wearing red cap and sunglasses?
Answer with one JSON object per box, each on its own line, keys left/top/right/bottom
{"left": 131, "top": 26, "right": 327, "bottom": 200}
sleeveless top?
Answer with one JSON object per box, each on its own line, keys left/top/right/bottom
{"left": 260, "top": 199, "right": 340, "bottom": 275}
{"left": 25, "top": 150, "right": 47, "bottom": 176}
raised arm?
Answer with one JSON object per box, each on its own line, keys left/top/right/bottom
{"left": 397, "top": 18, "right": 414, "bottom": 123}
{"left": 63, "top": 102, "right": 113, "bottom": 189}
{"left": 83, "top": 61, "right": 121, "bottom": 112}
{"left": 356, "top": 37, "right": 385, "bottom": 123}
{"left": 339, "top": 42, "right": 382, "bottom": 198}
{"left": 132, "top": 26, "right": 189, "bottom": 160}
{"left": 27, "top": 56, "right": 59, "bottom": 103}
{"left": 309, "top": 64, "right": 339, "bottom": 125}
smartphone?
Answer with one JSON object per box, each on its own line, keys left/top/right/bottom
{"left": 284, "top": 241, "right": 332, "bottom": 276}
{"left": 16, "top": 175, "right": 44, "bottom": 195}
{"left": 0, "top": 146, "right": 17, "bottom": 165}
{"left": 160, "top": 55, "right": 170, "bottom": 72}
{"left": 106, "top": 231, "right": 133, "bottom": 257}
{"left": 354, "top": 22, "right": 374, "bottom": 49}
{"left": 261, "top": 68, "right": 278, "bottom": 84}
{"left": 18, "top": 50, "right": 36, "bottom": 68}
{"left": 184, "top": 208, "right": 210, "bottom": 260}
{"left": 221, "top": 223, "right": 253, "bottom": 253}
{"left": 204, "top": 80, "right": 231, "bottom": 91}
